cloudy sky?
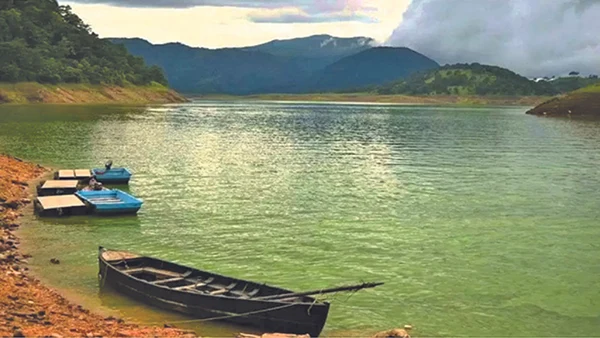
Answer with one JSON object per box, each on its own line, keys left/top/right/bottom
{"left": 388, "top": 0, "right": 600, "bottom": 77}
{"left": 59, "top": 0, "right": 410, "bottom": 47}
{"left": 61, "top": 0, "right": 599, "bottom": 77}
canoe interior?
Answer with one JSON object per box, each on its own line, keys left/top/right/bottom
{"left": 76, "top": 189, "right": 142, "bottom": 214}
{"left": 102, "top": 250, "right": 316, "bottom": 303}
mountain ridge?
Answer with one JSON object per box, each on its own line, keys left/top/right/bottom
{"left": 108, "top": 35, "right": 437, "bottom": 95}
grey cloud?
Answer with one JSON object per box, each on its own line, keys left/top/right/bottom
{"left": 387, "top": 0, "right": 600, "bottom": 77}
{"left": 248, "top": 11, "right": 378, "bottom": 23}
{"left": 63, "top": 0, "right": 293, "bottom": 8}
{"left": 64, "top": 0, "right": 376, "bottom": 23}
{"left": 63, "top": 0, "right": 365, "bottom": 14}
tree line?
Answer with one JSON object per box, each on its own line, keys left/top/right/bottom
{"left": 0, "top": 0, "right": 167, "bottom": 86}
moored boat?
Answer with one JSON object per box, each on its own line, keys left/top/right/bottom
{"left": 91, "top": 167, "right": 132, "bottom": 184}
{"left": 98, "top": 247, "right": 383, "bottom": 337}
{"left": 76, "top": 189, "right": 142, "bottom": 215}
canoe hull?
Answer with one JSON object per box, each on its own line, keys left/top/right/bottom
{"left": 98, "top": 250, "right": 329, "bottom": 337}
{"left": 94, "top": 206, "right": 141, "bottom": 215}
{"left": 91, "top": 168, "right": 132, "bottom": 184}
{"left": 76, "top": 190, "right": 143, "bottom": 215}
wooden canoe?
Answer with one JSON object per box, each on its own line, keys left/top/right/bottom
{"left": 98, "top": 247, "right": 330, "bottom": 337}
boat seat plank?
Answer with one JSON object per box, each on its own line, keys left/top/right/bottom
{"left": 230, "top": 288, "right": 260, "bottom": 298}
{"left": 123, "top": 267, "right": 182, "bottom": 278}
{"left": 37, "top": 195, "right": 85, "bottom": 210}
{"left": 209, "top": 283, "right": 238, "bottom": 295}
{"left": 152, "top": 271, "right": 193, "bottom": 285}
{"left": 172, "top": 277, "right": 215, "bottom": 291}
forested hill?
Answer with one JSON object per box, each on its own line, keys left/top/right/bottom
{"left": 0, "top": 0, "right": 167, "bottom": 86}
{"left": 377, "top": 63, "right": 557, "bottom": 96}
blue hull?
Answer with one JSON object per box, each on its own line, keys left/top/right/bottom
{"left": 76, "top": 189, "right": 143, "bottom": 215}
{"left": 92, "top": 168, "right": 132, "bottom": 184}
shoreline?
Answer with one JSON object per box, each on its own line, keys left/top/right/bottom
{"left": 0, "top": 154, "right": 412, "bottom": 338}
{"left": 0, "top": 154, "right": 196, "bottom": 337}
{"left": 526, "top": 84, "right": 600, "bottom": 117}
{"left": 0, "top": 82, "right": 188, "bottom": 105}
{"left": 189, "top": 93, "right": 550, "bottom": 107}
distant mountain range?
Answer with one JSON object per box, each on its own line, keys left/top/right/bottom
{"left": 107, "top": 35, "right": 439, "bottom": 95}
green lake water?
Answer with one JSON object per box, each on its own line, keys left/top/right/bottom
{"left": 0, "top": 102, "right": 599, "bottom": 337}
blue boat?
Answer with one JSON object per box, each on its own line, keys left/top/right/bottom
{"left": 76, "top": 189, "right": 143, "bottom": 215}
{"left": 91, "top": 167, "right": 132, "bottom": 184}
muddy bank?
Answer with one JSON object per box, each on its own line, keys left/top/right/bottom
{"left": 0, "top": 154, "right": 196, "bottom": 337}
{"left": 526, "top": 84, "right": 600, "bottom": 117}
{"left": 0, "top": 83, "right": 188, "bottom": 105}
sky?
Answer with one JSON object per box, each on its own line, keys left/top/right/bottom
{"left": 61, "top": 0, "right": 599, "bottom": 77}
{"left": 59, "top": 0, "right": 410, "bottom": 48}
{"left": 387, "top": 0, "right": 600, "bottom": 77}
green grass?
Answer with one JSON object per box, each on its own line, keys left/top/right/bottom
{"left": 574, "top": 83, "right": 600, "bottom": 94}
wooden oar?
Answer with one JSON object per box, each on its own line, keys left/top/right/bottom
{"left": 254, "top": 282, "right": 384, "bottom": 301}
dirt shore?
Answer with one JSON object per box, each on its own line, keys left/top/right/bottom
{"left": 526, "top": 85, "right": 600, "bottom": 117}
{"left": 0, "top": 154, "right": 197, "bottom": 337}
{"left": 191, "top": 93, "right": 549, "bottom": 107}
{"left": 0, "top": 83, "right": 188, "bottom": 105}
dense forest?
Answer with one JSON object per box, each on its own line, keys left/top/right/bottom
{"left": 0, "top": 0, "right": 167, "bottom": 86}
{"left": 377, "top": 63, "right": 558, "bottom": 96}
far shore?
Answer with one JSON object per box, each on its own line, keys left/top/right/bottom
{"left": 0, "top": 82, "right": 188, "bottom": 105}
{"left": 189, "top": 93, "right": 551, "bottom": 107}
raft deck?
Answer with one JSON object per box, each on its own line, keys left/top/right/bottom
{"left": 57, "top": 169, "right": 93, "bottom": 180}
{"left": 35, "top": 195, "right": 88, "bottom": 216}
{"left": 37, "top": 180, "right": 79, "bottom": 196}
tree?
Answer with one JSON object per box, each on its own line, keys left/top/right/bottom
{"left": 0, "top": 0, "right": 168, "bottom": 86}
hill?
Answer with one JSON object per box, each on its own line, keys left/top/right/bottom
{"left": 109, "top": 38, "right": 309, "bottom": 95}
{"left": 242, "top": 34, "right": 374, "bottom": 60}
{"left": 109, "top": 36, "right": 437, "bottom": 95}
{"left": 312, "top": 47, "right": 439, "bottom": 92}
{"left": 0, "top": 1, "right": 168, "bottom": 87}
{"left": 539, "top": 76, "right": 600, "bottom": 93}
{"left": 526, "top": 83, "right": 600, "bottom": 117}
{"left": 377, "top": 63, "right": 557, "bottom": 96}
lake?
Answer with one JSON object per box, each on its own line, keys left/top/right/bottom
{"left": 0, "top": 101, "right": 599, "bottom": 337}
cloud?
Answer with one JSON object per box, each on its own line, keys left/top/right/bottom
{"left": 65, "top": 0, "right": 377, "bottom": 23}
{"left": 386, "top": 0, "right": 600, "bottom": 77}
{"left": 247, "top": 7, "right": 378, "bottom": 23}
{"left": 65, "top": 0, "right": 367, "bottom": 12}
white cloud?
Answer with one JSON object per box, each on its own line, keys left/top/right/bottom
{"left": 387, "top": 0, "right": 600, "bottom": 77}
